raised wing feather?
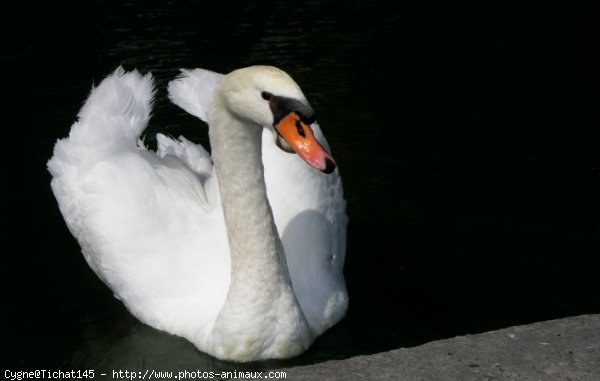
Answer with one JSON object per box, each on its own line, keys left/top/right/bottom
{"left": 48, "top": 69, "right": 230, "bottom": 344}
{"left": 167, "top": 68, "right": 224, "bottom": 122}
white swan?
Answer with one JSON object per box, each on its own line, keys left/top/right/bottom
{"left": 47, "top": 66, "right": 348, "bottom": 361}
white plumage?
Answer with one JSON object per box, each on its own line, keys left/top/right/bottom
{"left": 48, "top": 66, "right": 347, "bottom": 361}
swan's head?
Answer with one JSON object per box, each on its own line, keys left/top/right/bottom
{"left": 215, "top": 66, "right": 336, "bottom": 174}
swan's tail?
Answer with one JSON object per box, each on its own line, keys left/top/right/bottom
{"left": 49, "top": 67, "right": 154, "bottom": 171}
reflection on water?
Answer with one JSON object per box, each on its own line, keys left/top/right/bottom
{"left": 68, "top": 314, "right": 348, "bottom": 374}
{"left": 4, "top": 0, "right": 597, "bottom": 372}
{"left": 70, "top": 317, "right": 266, "bottom": 374}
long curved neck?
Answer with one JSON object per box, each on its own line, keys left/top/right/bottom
{"left": 209, "top": 103, "right": 287, "bottom": 287}
{"left": 207, "top": 99, "right": 312, "bottom": 359}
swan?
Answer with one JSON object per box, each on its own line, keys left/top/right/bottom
{"left": 47, "top": 66, "right": 348, "bottom": 361}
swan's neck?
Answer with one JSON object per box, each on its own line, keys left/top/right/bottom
{"left": 211, "top": 115, "right": 287, "bottom": 285}
{"left": 207, "top": 102, "right": 312, "bottom": 359}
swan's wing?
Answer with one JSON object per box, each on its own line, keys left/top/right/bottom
{"left": 167, "top": 68, "right": 224, "bottom": 122}
{"left": 47, "top": 68, "right": 229, "bottom": 345}
{"left": 156, "top": 133, "right": 213, "bottom": 179}
{"left": 263, "top": 124, "right": 348, "bottom": 335}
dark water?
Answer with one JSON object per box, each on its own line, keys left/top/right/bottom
{"left": 3, "top": 0, "right": 597, "bottom": 374}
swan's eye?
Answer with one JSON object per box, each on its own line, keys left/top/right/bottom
{"left": 261, "top": 91, "right": 274, "bottom": 101}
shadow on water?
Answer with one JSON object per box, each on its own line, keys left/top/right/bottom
{"left": 3, "top": 0, "right": 597, "bottom": 373}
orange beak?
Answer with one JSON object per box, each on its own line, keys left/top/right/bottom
{"left": 274, "top": 112, "right": 336, "bottom": 174}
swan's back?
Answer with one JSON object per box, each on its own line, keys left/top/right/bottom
{"left": 48, "top": 68, "right": 231, "bottom": 346}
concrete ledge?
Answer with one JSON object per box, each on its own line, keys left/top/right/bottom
{"left": 286, "top": 314, "right": 600, "bottom": 380}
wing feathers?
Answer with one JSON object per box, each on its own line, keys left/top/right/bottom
{"left": 167, "top": 68, "right": 224, "bottom": 122}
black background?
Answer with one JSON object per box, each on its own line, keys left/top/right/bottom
{"left": 2, "top": 0, "right": 598, "bottom": 372}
